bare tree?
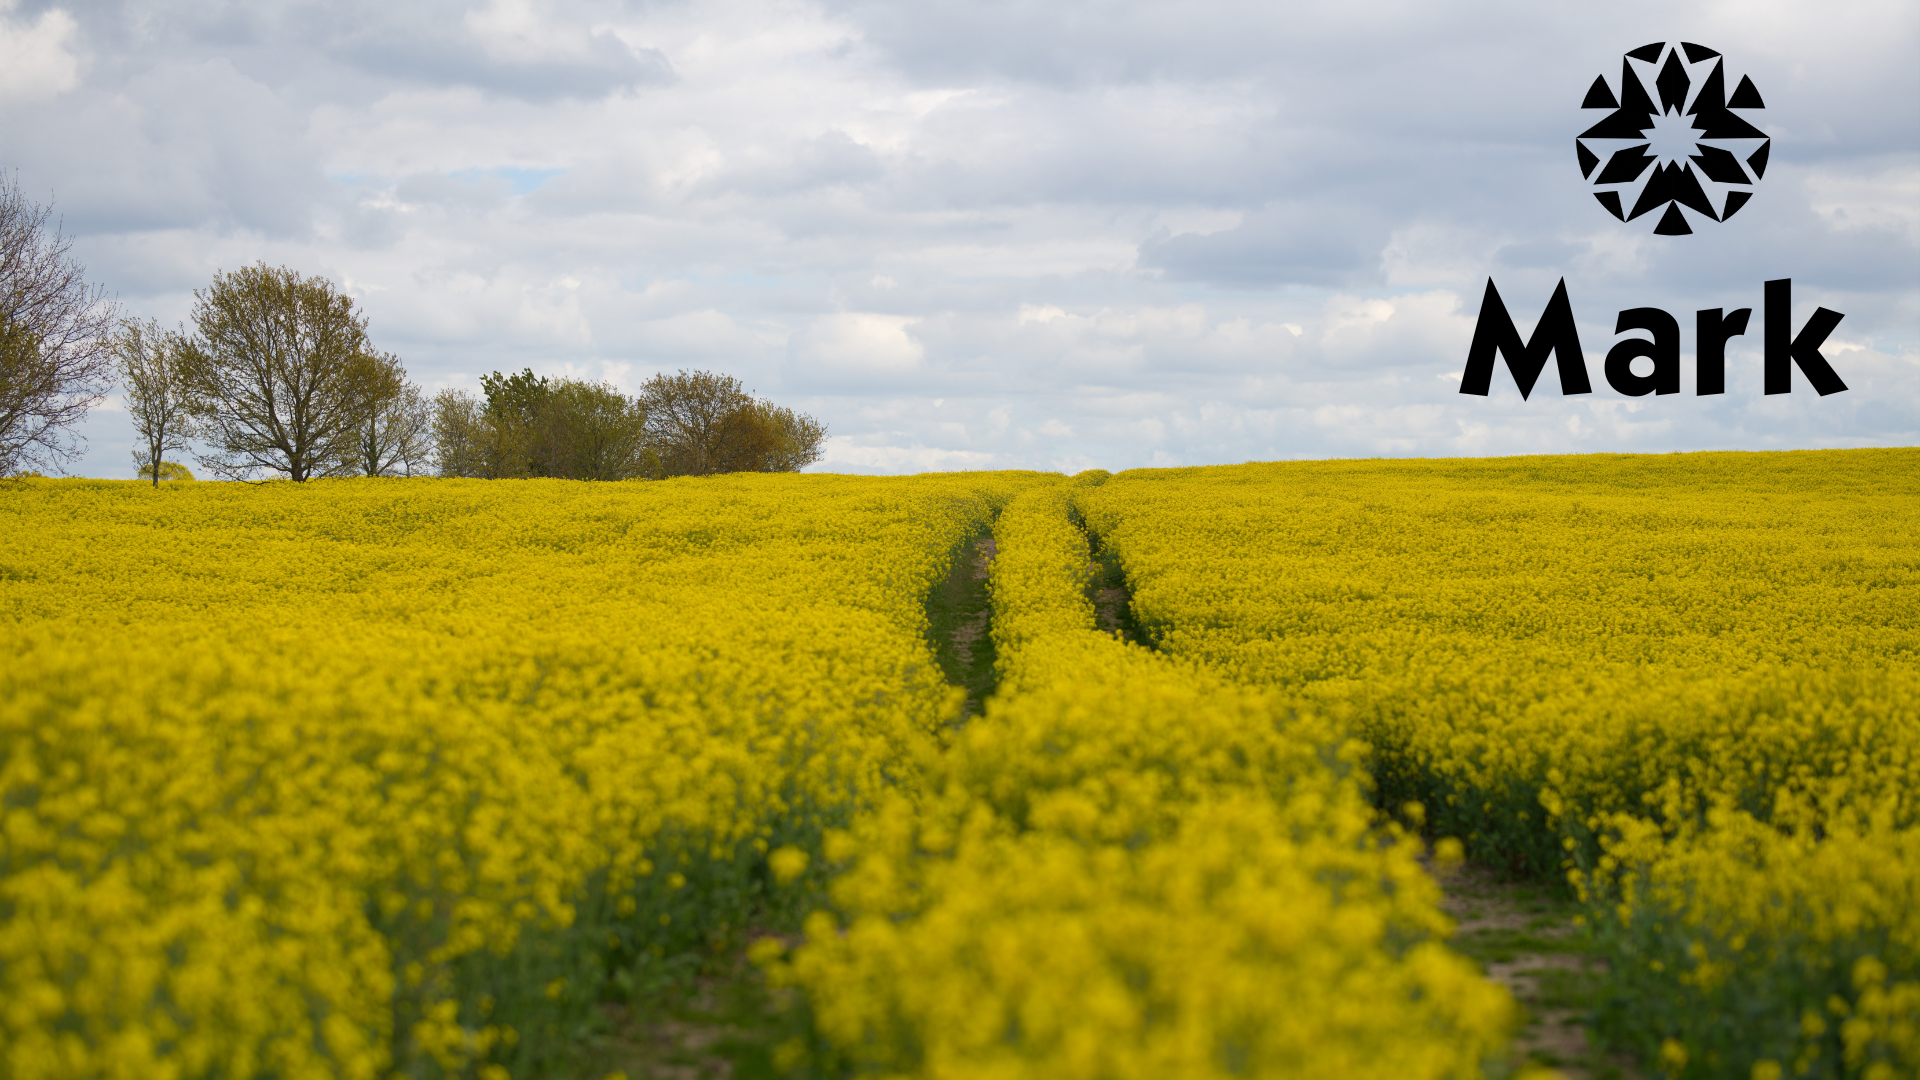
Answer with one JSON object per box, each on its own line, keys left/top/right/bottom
{"left": 0, "top": 175, "right": 118, "bottom": 476}
{"left": 114, "top": 318, "right": 200, "bottom": 487}
{"left": 346, "top": 356, "right": 431, "bottom": 477}
{"left": 179, "top": 264, "right": 392, "bottom": 481}
{"left": 429, "top": 388, "right": 488, "bottom": 478}
{"left": 430, "top": 387, "right": 532, "bottom": 479}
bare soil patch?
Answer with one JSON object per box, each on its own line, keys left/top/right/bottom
{"left": 1436, "top": 863, "right": 1641, "bottom": 1080}
{"left": 1083, "top": 538, "right": 1142, "bottom": 646}
{"left": 568, "top": 951, "right": 794, "bottom": 1080}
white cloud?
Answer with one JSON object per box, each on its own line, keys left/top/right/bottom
{"left": 795, "top": 313, "right": 924, "bottom": 376}
{"left": 464, "top": 0, "right": 624, "bottom": 65}
{"left": 814, "top": 436, "right": 997, "bottom": 473}
{"left": 0, "top": 4, "right": 79, "bottom": 105}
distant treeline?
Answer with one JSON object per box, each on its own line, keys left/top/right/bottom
{"left": 110, "top": 263, "right": 827, "bottom": 484}
{"left": 0, "top": 175, "right": 825, "bottom": 483}
{"left": 430, "top": 367, "right": 827, "bottom": 481}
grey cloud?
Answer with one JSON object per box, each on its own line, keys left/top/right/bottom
{"left": 330, "top": 25, "right": 673, "bottom": 102}
{"left": 716, "top": 131, "right": 885, "bottom": 196}
{"left": 819, "top": 0, "right": 1542, "bottom": 88}
{"left": 7, "top": 60, "right": 328, "bottom": 239}
{"left": 1141, "top": 203, "right": 1391, "bottom": 287}
{"left": 66, "top": 0, "right": 674, "bottom": 104}
{"left": 1497, "top": 239, "right": 1590, "bottom": 269}
{"left": 393, "top": 170, "right": 522, "bottom": 211}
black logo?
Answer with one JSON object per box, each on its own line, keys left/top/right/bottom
{"left": 1458, "top": 278, "right": 1846, "bottom": 399}
{"left": 1577, "top": 42, "right": 1770, "bottom": 235}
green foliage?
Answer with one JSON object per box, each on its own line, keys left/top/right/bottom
{"left": 135, "top": 460, "right": 194, "bottom": 482}
{"left": 640, "top": 369, "right": 745, "bottom": 477}
{"left": 436, "top": 368, "right": 823, "bottom": 481}
{"left": 440, "top": 372, "right": 653, "bottom": 480}
{"left": 535, "top": 379, "right": 654, "bottom": 481}
{"left": 480, "top": 368, "right": 553, "bottom": 427}
{"left": 712, "top": 399, "right": 829, "bottom": 475}
{"left": 642, "top": 370, "right": 828, "bottom": 477}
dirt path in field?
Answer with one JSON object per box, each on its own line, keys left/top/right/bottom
{"left": 1435, "top": 864, "right": 1641, "bottom": 1080}
{"left": 1090, "top": 573, "right": 1131, "bottom": 640}
{"left": 926, "top": 533, "right": 999, "bottom": 722}
{"left": 951, "top": 536, "right": 996, "bottom": 691}
{"left": 573, "top": 953, "right": 792, "bottom": 1080}
{"left": 1083, "top": 533, "right": 1140, "bottom": 646}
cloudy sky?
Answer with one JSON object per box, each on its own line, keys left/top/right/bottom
{"left": 4, "top": 0, "right": 1916, "bottom": 476}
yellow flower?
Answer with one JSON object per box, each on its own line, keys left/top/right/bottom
{"left": 769, "top": 846, "right": 810, "bottom": 885}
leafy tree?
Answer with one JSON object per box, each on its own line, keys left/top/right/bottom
{"left": 480, "top": 368, "right": 553, "bottom": 430}
{"left": 446, "top": 371, "right": 652, "bottom": 480}
{"left": 714, "top": 399, "right": 828, "bottom": 473}
{"left": 113, "top": 318, "right": 200, "bottom": 487}
{"left": 477, "top": 368, "right": 551, "bottom": 477}
{"left": 535, "top": 379, "right": 653, "bottom": 480}
{"left": 0, "top": 175, "right": 117, "bottom": 476}
{"left": 641, "top": 369, "right": 826, "bottom": 477}
{"left": 640, "top": 369, "right": 745, "bottom": 477}
{"left": 179, "top": 264, "right": 399, "bottom": 481}
{"left": 432, "top": 368, "right": 818, "bottom": 482}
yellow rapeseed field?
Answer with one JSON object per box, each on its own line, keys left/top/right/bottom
{"left": 9, "top": 448, "right": 1918, "bottom": 1080}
